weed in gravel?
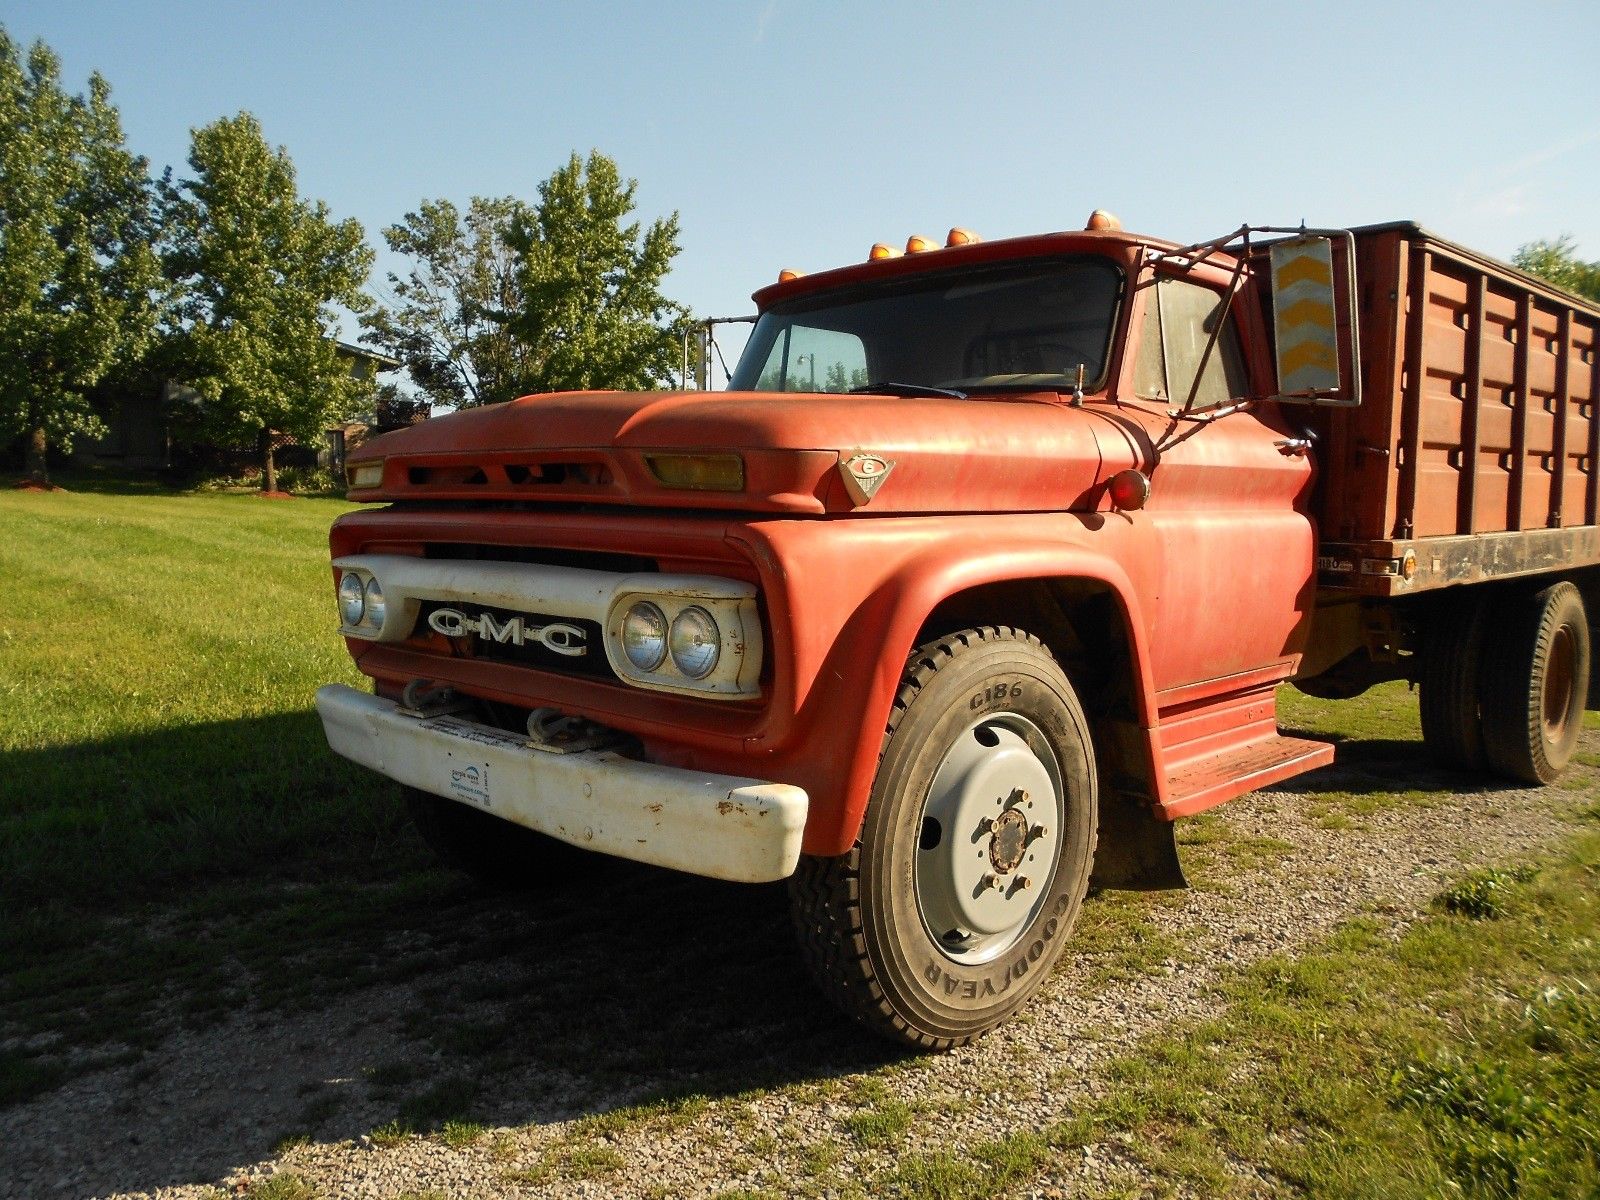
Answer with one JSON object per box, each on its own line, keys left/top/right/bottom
{"left": 271, "top": 1132, "right": 312, "bottom": 1155}
{"left": 799, "top": 1138, "right": 842, "bottom": 1176}
{"left": 880, "top": 1149, "right": 988, "bottom": 1197}
{"left": 243, "top": 1177, "right": 318, "bottom": 1200}
{"left": 438, "top": 1120, "right": 484, "bottom": 1149}
{"left": 1314, "top": 810, "right": 1361, "bottom": 831}
{"left": 561, "top": 1144, "right": 626, "bottom": 1179}
{"left": 842, "top": 1097, "right": 913, "bottom": 1146}
{"left": 1434, "top": 866, "right": 1537, "bottom": 919}
{"left": 367, "top": 1119, "right": 412, "bottom": 1148}
{"left": 709, "top": 1190, "right": 784, "bottom": 1200}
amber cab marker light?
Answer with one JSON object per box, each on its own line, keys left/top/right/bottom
{"left": 946, "top": 227, "right": 980, "bottom": 247}
{"left": 778, "top": 268, "right": 803, "bottom": 282}
{"left": 869, "top": 243, "right": 903, "bottom": 261}
{"left": 1108, "top": 468, "right": 1151, "bottom": 511}
{"left": 905, "top": 234, "right": 938, "bottom": 254}
{"left": 1086, "top": 209, "right": 1122, "bottom": 232}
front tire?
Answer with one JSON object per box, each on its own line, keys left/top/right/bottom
{"left": 1480, "top": 581, "right": 1590, "bottom": 785}
{"left": 788, "top": 627, "right": 1098, "bottom": 1050}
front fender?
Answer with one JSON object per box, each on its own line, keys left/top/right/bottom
{"left": 731, "top": 517, "right": 1159, "bottom": 857}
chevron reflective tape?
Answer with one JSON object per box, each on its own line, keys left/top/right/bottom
{"left": 1269, "top": 236, "right": 1341, "bottom": 394}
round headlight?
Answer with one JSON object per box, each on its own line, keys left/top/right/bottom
{"left": 669, "top": 606, "right": 720, "bottom": 679}
{"left": 338, "top": 573, "right": 365, "bottom": 626}
{"left": 621, "top": 601, "right": 668, "bottom": 671}
{"left": 362, "top": 576, "right": 386, "bottom": 628}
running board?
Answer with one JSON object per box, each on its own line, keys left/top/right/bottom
{"left": 1160, "top": 734, "right": 1335, "bottom": 819}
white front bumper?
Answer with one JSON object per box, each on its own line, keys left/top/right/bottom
{"left": 315, "top": 684, "right": 808, "bottom": 883}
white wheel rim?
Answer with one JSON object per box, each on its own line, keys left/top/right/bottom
{"left": 913, "top": 712, "right": 1066, "bottom": 965}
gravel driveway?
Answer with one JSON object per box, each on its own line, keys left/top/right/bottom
{"left": 5, "top": 733, "right": 1590, "bottom": 1200}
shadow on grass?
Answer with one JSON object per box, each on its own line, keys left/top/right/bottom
{"left": 1, "top": 714, "right": 902, "bottom": 1196}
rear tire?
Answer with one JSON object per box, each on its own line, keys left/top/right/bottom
{"left": 1418, "top": 592, "right": 1488, "bottom": 770}
{"left": 1480, "top": 581, "right": 1589, "bottom": 785}
{"left": 788, "top": 627, "right": 1098, "bottom": 1050}
{"left": 404, "top": 786, "right": 600, "bottom": 888}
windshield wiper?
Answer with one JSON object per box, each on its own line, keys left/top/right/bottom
{"left": 848, "top": 381, "right": 968, "bottom": 400}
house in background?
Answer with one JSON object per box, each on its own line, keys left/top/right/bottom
{"left": 72, "top": 340, "right": 401, "bottom": 474}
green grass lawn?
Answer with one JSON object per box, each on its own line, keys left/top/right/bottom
{"left": 0, "top": 483, "right": 393, "bottom": 903}
{"left": 0, "top": 482, "right": 453, "bottom": 1102}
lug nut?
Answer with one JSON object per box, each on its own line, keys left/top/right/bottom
{"left": 977, "top": 817, "right": 995, "bottom": 834}
{"left": 980, "top": 873, "right": 1004, "bottom": 892}
{"left": 1028, "top": 824, "right": 1048, "bottom": 842}
{"left": 1013, "top": 875, "right": 1033, "bottom": 891}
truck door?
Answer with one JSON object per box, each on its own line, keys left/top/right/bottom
{"left": 1101, "top": 272, "right": 1316, "bottom": 694}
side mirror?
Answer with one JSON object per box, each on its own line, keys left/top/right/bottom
{"left": 1268, "top": 234, "right": 1361, "bottom": 406}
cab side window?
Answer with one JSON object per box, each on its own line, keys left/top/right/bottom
{"left": 1134, "top": 278, "right": 1248, "bottom": 409}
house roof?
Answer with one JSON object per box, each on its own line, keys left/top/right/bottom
{"left": 334, "top": 340, "right": 402, "bottom": 370}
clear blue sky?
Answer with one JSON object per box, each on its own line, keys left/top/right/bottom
{"left": 7, "top": 0, "right": 1599, "bottom": 373}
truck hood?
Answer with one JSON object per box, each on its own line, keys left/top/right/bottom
{"left": 347, "top": 389, "right": 1109, "bottom": 515}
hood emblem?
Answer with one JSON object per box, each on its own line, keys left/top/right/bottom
{"left": 840, "top": 452, "right": 896, "bottom": 506}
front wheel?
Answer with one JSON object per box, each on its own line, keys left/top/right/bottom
{"left": 788, "top": 627, "right": 1098, "bottom": 1050}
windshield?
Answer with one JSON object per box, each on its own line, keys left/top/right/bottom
{"left": 729, "top": 257, "right": 1122, "bottom": 395}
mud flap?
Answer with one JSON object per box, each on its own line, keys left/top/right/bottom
{"left": 1089, "top": 790, "right": 1187, "bottom": 891}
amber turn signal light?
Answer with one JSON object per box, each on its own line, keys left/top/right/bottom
{"left": 905, "top": 234, "right": 938, "bottom": 254}
{"left": 645, "top": 453, "right": 745, "bottom": 492}
{"left": 778, "top": 268, "right": 803, "bottom": 282}
{"left": 1086, "top": 209, "right": 1123, "bottom": 232}
{"left": 946, "top": 227, "right": 980, "bottom": 246}
{"left": 869, "top": 243, "right": 903, "bottom": 261}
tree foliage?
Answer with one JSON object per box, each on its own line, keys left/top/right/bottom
{"left": 0, "top": 28, "right": 161, "bottom": 483}
{"left": 361, "top": 196, "right": 532, "bottom": 408}
{"left": 162, "top": 112, "right": 373, "bottom": 490}
{"left": 1514, "top": 236, "right": 1600, "bottom": 304}
{"left": 364, "top": 152, "right": 690, "bottom": 407}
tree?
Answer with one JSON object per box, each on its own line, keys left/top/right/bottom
{"left": 162, "top": 112, "right": 373, "bottom": 492}
{"left": 503, "top": 152, "right": 689, "bottom": 394}
{"left": 0, "top": 29, "right": 161, "bottom": 486}
{"left": 365, "top": 153, "right": 691, "bottom": 407}
{"left": 361, "top": 196, "right": 533, "bottom": 409}
{"left": 1514, "top": 236, "right": 1600, "bottom": 304}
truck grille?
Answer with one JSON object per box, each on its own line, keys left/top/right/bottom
{"left": 413, "top": 599, "right": 614, "bottom": 681}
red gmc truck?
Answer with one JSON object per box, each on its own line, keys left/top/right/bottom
{"left": 317, "top": 215, "right": 1600, "bottom": 1049}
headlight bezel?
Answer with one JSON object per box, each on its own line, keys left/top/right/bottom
{"left": 604, "top": 587, "right": 762, "bottom": 699}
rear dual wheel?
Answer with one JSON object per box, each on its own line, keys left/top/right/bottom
{"left": 1420, "top": 582, "right": 1589, "bottom": 786}
{"left": 1481, "top": 581, "right": 1589, "bottom": 785}
{"left": 788, "top": 627, "right": 1097, "bottom": 1050}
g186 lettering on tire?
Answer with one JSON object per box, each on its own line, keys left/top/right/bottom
{"left": 788, "top": 626, "right": 1098, "bottom": 1050}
